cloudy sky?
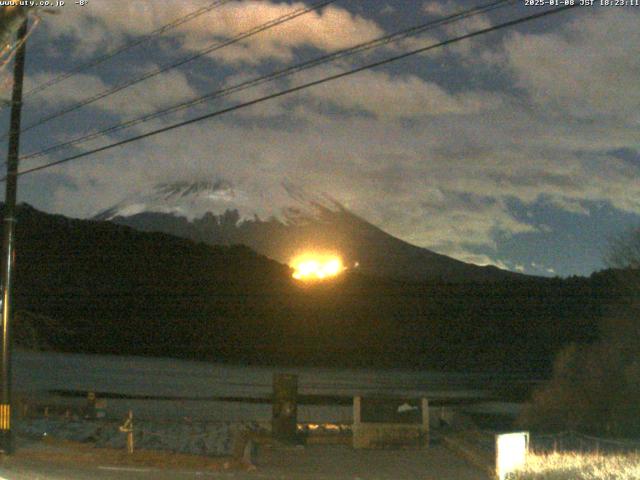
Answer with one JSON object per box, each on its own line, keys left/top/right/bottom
{"left": 0, "top": 0, "right": 638, "bottom": 277}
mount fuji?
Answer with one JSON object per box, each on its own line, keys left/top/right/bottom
{"left": 93, "top": 180, "right": 524, "bottom": 282}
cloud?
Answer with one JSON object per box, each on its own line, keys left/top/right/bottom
{"left": 380, "top": 4, "right": 396, "bottom": 15}
{"left": 423, "top": 2, "right": 448, "bottom": 16}
{"left": 421, "top": 0, "right": 493, "bottom": 57}
{"left": 529, "top": 262, "right": 556, "bottom": 276}
{"left": 188, "top": 2, "right": 384, "bottom": 62}
{"left": 32, "top": 80, "right": 636, "bottom": 271}
{"left": 41, "top": 1, "right": 384, "bottom": 65}
{"left": 19, "top": 3, "right": 640, "bottom": 275}
{"left": 291, "top": 67, "right": 502, "bottom": 118}
{"left": 443, "top": 251, "right": 511, "bottom": 271}
{"left": 503, "top": 9, "right": 640, "bottom": 122}
{"left": 24, "top": 68, "right": 198, "bottom": 119}
{"left": 542, "top": 195, "right": 590, "bottom": 216}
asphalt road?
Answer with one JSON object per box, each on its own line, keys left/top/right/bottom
{"left": 0, "top": 443, "right": 486, "bottom": 480}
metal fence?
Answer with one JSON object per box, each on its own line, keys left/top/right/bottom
{"left": 530, "top": 430, "right": 640, "bottom": 455}
{"left": 467, "top": 428, "right": 640, "bottom": 457}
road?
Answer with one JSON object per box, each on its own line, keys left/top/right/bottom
{"left": 0, "top": 442, "right": 486, "bottom": 480}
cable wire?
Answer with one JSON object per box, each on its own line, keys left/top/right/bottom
{"left": 5, "top": 5, "right": 577, "bottom": 181}
{"left": 1, "top": 0, "right": 337, "bottom": 141}
{"left": 1, "top": 0, "right": 234, "bottom": 110}
{"left": 21, "top": 0, "right": 515, "bottom": 163}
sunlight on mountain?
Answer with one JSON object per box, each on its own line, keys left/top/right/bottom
{"left": 291, "top": 253, "right": 345, "bottom": 281}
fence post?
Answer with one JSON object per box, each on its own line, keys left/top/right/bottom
{"left": 272, "top": 374, "right": 298, "bottom": 443}
{"left": 353, "top": 396, "right": 361, "bottom": 426}
{"left": 119, "top": 410, "right": 134, "bottom": 454}
{"left": 421, "top": 398, "right": 429, "bottom": 447}
{"left": 86, "top": 391, "right": 96, "bottom": 419}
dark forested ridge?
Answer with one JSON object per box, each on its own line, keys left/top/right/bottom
{"left": 5, "top": 204, "right": 627, "bottom": 374}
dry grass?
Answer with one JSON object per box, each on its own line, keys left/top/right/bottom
{"left": 511, "top": 451, "right": 640, "bottom": 480}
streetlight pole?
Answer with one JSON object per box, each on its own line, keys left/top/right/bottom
{"left": 0, "top": 17, "right": 28, "bottom": 455}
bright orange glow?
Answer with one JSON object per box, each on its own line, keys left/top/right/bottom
{"left": 291, "top": 253, "right": 345, "bottom": 281}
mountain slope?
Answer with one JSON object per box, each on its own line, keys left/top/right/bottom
{"left": 94, "top": 181, "right": 525, "bottom": 283}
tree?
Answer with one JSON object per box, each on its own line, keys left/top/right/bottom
{"left": 606, "top": 227, "right": 640, "bottom": 269}
{"left": 518, "top": 227, "right": 640, "bottom": 436}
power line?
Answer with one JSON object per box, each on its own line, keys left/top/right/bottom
{"left": 21, "top": 0, "right": 516, "bottom": 163}
{"left": 1, "top": 0, "right": 337, "bottom": 141}
{"left": 13, "top": 4, "right": 573, "bottom": 177}
{"left": 6, "top": 5, "right": 577, "bottom": 181}
{"left": 1, "top": 0, "right": 234, "bottom": 110}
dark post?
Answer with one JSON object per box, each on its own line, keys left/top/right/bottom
{"left": 272, "top": 373, "right": 298, "bottom": 443}
{"left": 0, "top": 17, "right": 28, "bottom": 455}
{"left": 85, "top": 391, "right": 97, "bottom": 419}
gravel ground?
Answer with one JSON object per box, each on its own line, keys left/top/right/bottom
{"left": 15, "top": 417, "right": 260, "bottom": 457}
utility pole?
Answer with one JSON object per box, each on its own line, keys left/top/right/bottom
{"left": 0, "top": 16, "right": 28, "bottom": 455}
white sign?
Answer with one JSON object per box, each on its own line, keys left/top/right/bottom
{"left": 495, "top": 432, "right": 529, "bottom": 480}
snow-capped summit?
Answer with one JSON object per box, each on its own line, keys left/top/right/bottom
{"left": 95, "top": 180, "right": 242, "bottom": 222}
{"left": 94, "top": 179, "right": 341, "bottom": 225}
